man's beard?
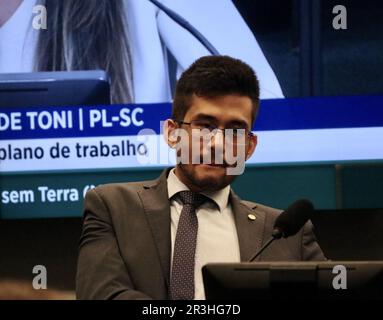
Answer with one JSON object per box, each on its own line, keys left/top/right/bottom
{"left": 177, "top": 163, "right": 237, "bottom": 192}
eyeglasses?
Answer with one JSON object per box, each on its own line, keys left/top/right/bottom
{"left": 176, "top": 120, "right": 254, "bottom": 139}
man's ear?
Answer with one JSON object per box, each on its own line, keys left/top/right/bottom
{"left": 245, "top": 134, "right": 258, "bottom": 161}
{"left": 163, "top": 119, "right": 179, "bottom": 148}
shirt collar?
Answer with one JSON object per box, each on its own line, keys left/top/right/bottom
{"left": 167, "top": 168, "right": 230, "bottom": 212}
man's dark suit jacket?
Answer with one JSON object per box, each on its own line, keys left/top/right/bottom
{"left": 76, "top": 168, "right": 326, "bottom": 300}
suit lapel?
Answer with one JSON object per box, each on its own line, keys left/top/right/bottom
{"left": 230, "top": 190, "right": 266, "bottom": 262}
{"left": 138, "top": 168, "right": 172, "bottom": 294}
{"left": 137, "top": 169, "right": 269, "bottom": 295}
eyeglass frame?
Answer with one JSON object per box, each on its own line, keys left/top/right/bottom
{"left": 174, "top": 119, "right": 255, "bottom": 139}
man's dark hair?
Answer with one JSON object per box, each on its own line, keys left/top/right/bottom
{"left": 172, "top": 55, "right": 260, "bottom": 124}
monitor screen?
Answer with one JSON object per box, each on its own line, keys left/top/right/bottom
{"left": 0, "top": 71, "right": 110, "bottom": 107}
{"left": 202, "top": 261, "right": 383, "bottom": 300}
{"left": 0, "top": 1, "right": 382, "bottom": 219}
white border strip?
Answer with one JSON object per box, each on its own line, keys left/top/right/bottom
{"left": 1, "top": 127, "right": 383, "bottom": 172}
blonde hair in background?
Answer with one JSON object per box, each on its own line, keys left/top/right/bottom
{"left": 35, "top": 0, "right": 134, "bottom": 104}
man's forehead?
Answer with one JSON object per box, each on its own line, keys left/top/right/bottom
{"left": 185, "top": 94, "right": 253, "bottom": 125}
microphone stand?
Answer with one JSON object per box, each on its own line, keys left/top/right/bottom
{"left": 248, "top": 229, "right": 283, "bottom": 262}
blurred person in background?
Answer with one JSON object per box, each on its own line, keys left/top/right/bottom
{"left": 0, "top": 0, "right": 284, "bottom": 104}
{"left": 0, "top": 279, "right": 75, "bottom": 300}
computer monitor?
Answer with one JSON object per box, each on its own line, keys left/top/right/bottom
{"left": 0, "top": 70, "right": 110, "bottom": 107}
{"left": 202, "top": 261, "right": 383, "bottom": 300}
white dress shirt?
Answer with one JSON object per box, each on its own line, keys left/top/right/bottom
{"left": 167, "top": 168, "right": 240, "bottom": 300}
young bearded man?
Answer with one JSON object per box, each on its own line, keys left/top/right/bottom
{"left": 76, "top": 55, "right": 325, "bottom": 300}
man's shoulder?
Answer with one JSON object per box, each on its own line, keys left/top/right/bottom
{"left": 90, "top": 178, "right": 156, "bottom": 198}
{"left": 95, "top": 180, "right": 150, "bottom": 192}
{"left": 240, "top": 198, "right": 282, "bottom": 217}
{"left": 82, "top": 177, "right": 161, "bottom": 219}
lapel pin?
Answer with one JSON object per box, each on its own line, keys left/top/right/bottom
{"left": 248, "top": 214, "right": 256, "bottom": 221}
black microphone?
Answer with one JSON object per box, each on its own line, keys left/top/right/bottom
{"left": 248, "top": 199, "right": 314, "bottom": 262}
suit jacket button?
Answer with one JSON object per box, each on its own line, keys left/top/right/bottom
{"left": 248, "top": 214, "right": 256, "bottom": 221}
